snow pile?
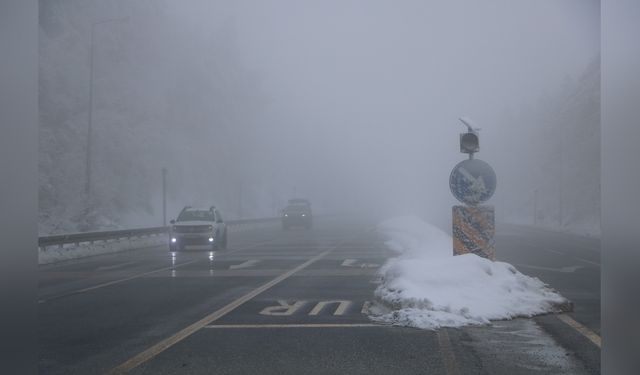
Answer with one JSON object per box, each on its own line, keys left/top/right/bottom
{"left": 371, "top": 216, "right": 570, "bottom": 329}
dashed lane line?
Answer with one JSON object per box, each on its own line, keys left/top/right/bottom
{"left": 556, "top": 314, "right": 602, "bottom": 348}
{"left": 105, "top": 244, "right": 341, "bottom": 375}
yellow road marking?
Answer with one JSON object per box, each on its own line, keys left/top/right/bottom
{"left": 557, "top": 314, "right": 601, "bottom": 348}
{"left": 437, "top": 329, "right": 460, "bottom": 375}
{"left": 204, "top": 323, "right": 380, "bottom": 329}
{"left": 105, "top": 246, "right": 339, "bottom": 375}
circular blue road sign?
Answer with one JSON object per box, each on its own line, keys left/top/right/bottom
{"left": 449, "top": 159, "right": 497, "bottom": 205}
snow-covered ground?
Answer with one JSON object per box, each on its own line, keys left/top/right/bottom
{"left": 38, "top": 220, "right": 277, "bottom": 265}
{"left": 39, "top": 235, "right": 167, "bottom": 265}
{"left": 370, "top": 216, "right": 569, "bottom": 329}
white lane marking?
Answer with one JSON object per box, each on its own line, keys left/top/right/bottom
{"left": 38, "top": 260, "right": 198, "bottom": 304}
{"left": 223, "top": 240, "right": 277, "bottom": 256}
{"left": 228, "top": 259, "right": 260, "bottom": 270}
{"left": 106, "top": 245, "right": 339, "bottom": 375}
{"left": 539, "top": 247, "right": 565, "bottom": 255}
{"left": 260, "top": 300, "right": 307, "bottom": 316}
{"left": 309, "top": 300, "right": 352, "bottom": 316}
{"left": 204, "top": 323, "right": 380, "bottom": 329}
{"left": 361, "top": 263, "right": 379, "bottom": 268}
{"left": 557, "top": 314, "right": 601, "bottom": 348}
{"left": 537, "top": 246, "right": 601, "bottom": 267}
{"left": 361, "top": 301, "right": 372, "bottom": 314}
{"left": 342, "top": 259, "right": 358, "bottom": 267}
{"left": 514, "top": 264, "right": 585, "bottom": 273}
{"left": 95, "top": 261, "right": 138, "bottom": 272}
{"left": 40, "top": 239, "right": 276, "bottom": 303}
{"left": 341, "top": 259, "right": 380, "bottom": 268}
{"left": 575, "top": 257, "right": 600, "bottom": 267}
{"left": 437, "top": 329, "right": 460, "bottom": 375}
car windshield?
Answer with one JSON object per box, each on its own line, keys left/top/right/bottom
{"left": 284, "top": 205, "right": 309, "bottom": 213}
{"left": 177, "top": 210, "right": 214, "bottom": 222}
{"left": 289, "top": 199, "right": 309, "bottom": 205}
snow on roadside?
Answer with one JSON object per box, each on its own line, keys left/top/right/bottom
{"left": 39, "top": 235, "right": 167, "bottom": 265}
{"left": 370, "top": 216, "right": 570, "bottom": 329}
{"left": 38, "top": 221, "right": 277, "bottom": 265}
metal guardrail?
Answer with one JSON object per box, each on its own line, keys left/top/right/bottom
{"left": 38, "top": 217, "right": 279, "bottom": 249}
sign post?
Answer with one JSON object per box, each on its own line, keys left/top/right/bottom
{"left": 450, "top": 118, "right": 497, "bottom": 260}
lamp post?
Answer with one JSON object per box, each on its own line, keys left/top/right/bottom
{"left": 162, "top": 168, "right": 167, "bottom": 226}
{"left": 534, "top": 188, "right": 539, "bottom": 226}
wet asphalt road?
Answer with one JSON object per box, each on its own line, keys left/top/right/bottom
{"left": 38, "top": 217, "right": 600, "bottom": 374}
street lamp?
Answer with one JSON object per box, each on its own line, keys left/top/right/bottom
{"left": 458, "top": 117, "right": 480, "bottom": 158}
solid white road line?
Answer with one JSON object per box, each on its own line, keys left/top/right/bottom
{"left": 105, "top": 245, "right": 340, "bottom": 375}
{"left": 575, "top": 257, "right": 601, "bottom": 267}
{"left": 514, "top": 263, "right": 585, "bottom": 273}
{"left": 536, "top": 246, "right": 601, "bottom": 267}
{"left": 228, "top": 259, "right": 260, "bottom": 270}
{"left": 95, "top": 261, "right": 139, "bottom": 271}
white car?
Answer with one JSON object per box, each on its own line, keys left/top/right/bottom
{"left": 169, "top": 206, "right": 228, "bottom": 251}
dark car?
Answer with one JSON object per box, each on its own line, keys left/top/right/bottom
{"left": 169, "top": 206, "right": 228, "bottom": 251}
{"left": 288, "top": 198, "right": 311, "bottom": 208}
{"left": 282, "top": 203, "right": 312, "bottom": 229}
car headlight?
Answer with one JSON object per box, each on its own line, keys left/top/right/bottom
{"left": 208, "top": 237, "right": 214, "bottom": 242}
{"left": 171, "top": 238, "right": 177, "bottom": 243}
{"left": 301, "top": 214, "right": 306, "bottom": 217}
{"left": 284, "top": 214, "right": 288, "bottom": 217}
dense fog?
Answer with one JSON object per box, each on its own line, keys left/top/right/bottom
{"left": 38, "top": 0, "right": 600, "bottom": 235}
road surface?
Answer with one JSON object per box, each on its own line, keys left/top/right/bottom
{"left": 39, "top": 216, "right": 600, "bottom": 374}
